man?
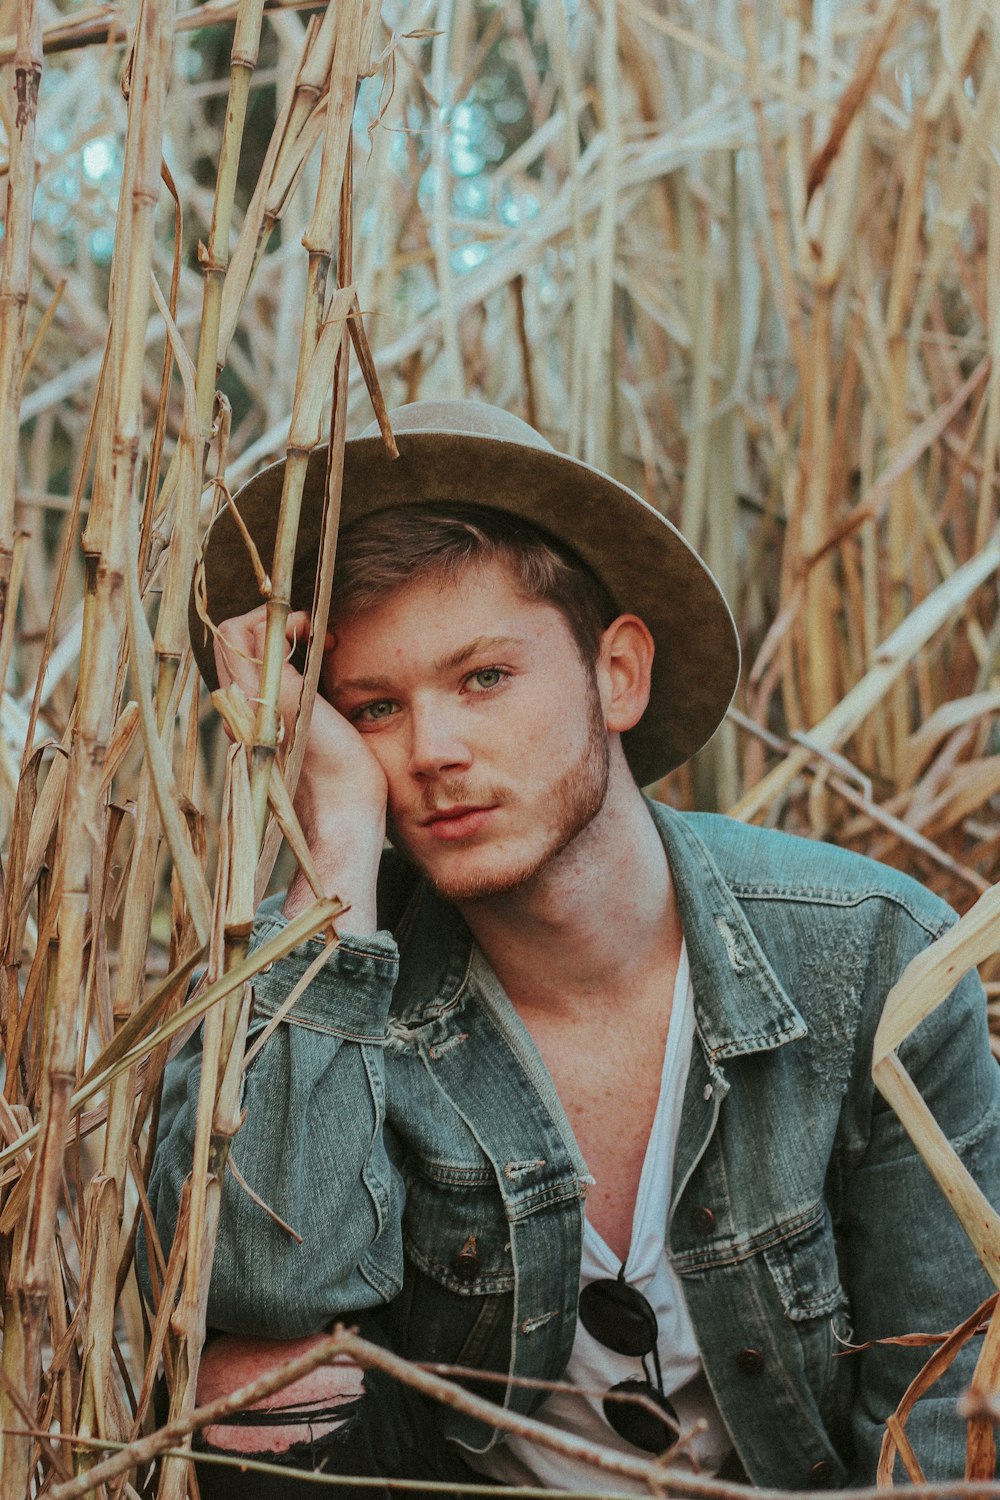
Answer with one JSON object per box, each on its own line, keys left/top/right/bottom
{"left": 148, "top": 401, "right": 1000, "bottom": 1495}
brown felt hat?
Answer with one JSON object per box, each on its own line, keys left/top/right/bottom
{"left": 189, "top": 400, "right": 740, "bottom": 786}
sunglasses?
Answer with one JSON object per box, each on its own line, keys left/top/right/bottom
{"left": 578, "top": 1268, "right": 679, "bottom": 1453}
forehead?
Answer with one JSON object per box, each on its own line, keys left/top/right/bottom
{"left": 333, "top": 557, "right": 548, "bottom": 632}
{"left": 327, "top": 560, "right": 577, "bottom": 676}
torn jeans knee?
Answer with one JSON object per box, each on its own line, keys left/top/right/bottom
{"left": 190, "top": 1363, "right": 502, "bottom": 1498}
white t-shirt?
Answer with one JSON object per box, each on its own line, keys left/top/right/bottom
{"left": 471, "top": 943, "right": 733, "bottom": 1491}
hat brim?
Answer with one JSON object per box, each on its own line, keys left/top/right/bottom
{"left": 190, "top": 429, "right": 740, "bottom": 786}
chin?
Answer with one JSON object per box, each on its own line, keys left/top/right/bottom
{"left": 426, "top": 851, "right": 546, "bottom": 905}
{"left": 385, "top": 829, "right": 534, "bottom": 903}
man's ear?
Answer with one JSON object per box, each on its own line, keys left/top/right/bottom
{"left": 596, "top": 614, "right": 654, "bottom": 733}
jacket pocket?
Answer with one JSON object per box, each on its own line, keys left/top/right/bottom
{"left": 397, "top": 1159, "right": 515, "bottom": 1372}
{"left": 403, "top": 1160, "right": 515, "bottom": 1296}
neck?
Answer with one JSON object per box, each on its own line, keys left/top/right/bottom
{"left": 457, "top": 765, "right": 678, "bottom": 1017}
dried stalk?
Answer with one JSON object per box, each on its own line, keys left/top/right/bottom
{"left": 730, "top": 536, "right": 1000, "bottom": 824}
{"left": 193, "top": 0, "right": 267, "bottom": 442}
{"left": 0, "top": 3, "right": 174, "bottom": 1494}
{"left": 248, "top": 0, "right": 376, "bottom": 834}
{"left": 156, "top": 10, "right": 377, "bottom": 1490}
{"left": 0, "top": 0, "right": 42, "bottom": 645}
{"left": 5, "top": 4, "right": 1000, "bottom": 1489}
{"left": 872, "top": 880, "right": 1000, "bottom": 1285}
{"left": 156, "top": 745, "right": 256, "bottom": 1500}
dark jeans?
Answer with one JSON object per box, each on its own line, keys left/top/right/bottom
{"left": 190, "top": 1314, "right": 504, "bottom": 1499}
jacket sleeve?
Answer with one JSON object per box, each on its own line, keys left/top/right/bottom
{"left": 841, "top": 946, "right": 1000, "bottom": 1483}
{"left": 145, "top": 905, "right": 407, "bottom": 1337}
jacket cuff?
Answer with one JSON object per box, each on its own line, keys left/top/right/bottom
{"left": 247, "top": 906, "right": 400, "bottom": 1040}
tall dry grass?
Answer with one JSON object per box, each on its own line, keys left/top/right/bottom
{"left": 0, "top": 0, "right": 997, "bottom": 1493}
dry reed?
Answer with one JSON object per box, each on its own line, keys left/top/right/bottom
{"left": 0, "top": 0, "right": 998, "bottom": 1493}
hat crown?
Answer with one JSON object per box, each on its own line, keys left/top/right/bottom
{"left": 359, "top": 399, "right": 554, "bottom": 452}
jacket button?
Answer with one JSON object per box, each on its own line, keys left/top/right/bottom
{"left": 451, "top": 1237, "right": 480, "bottom": 1283}
{"left": 735, "top": 1347, "right": 764, "bottom": 1375}
{"left": 808, "top": 1460, "right": 835, "bottom": 1487}
{"left": 692, "top": 1205, "right": 715, "bottom": 1233}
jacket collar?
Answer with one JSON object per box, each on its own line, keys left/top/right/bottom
{"left": 390, "top": 876, "right": 475, "bottom": 1026}
{"left": 390, "top": 799, "right": 806, "bottom": 1058}
{"left": 648, "top": 800, "right": 806, "bottom": 1060}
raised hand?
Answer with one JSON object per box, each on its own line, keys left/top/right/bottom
{"left": 214, "top": 606, "right": 388, "bottom": 933}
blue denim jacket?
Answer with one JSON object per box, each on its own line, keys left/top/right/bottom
{"left": 148, "top": 802, "right": 1000, "bottom": 1486}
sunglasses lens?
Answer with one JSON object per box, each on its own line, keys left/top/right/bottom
{"left": 602, "top": 1378, "right": 679, "bottom": 1454}
{"left": 578, "top": 1277, "right": 658, "bottom": 1358}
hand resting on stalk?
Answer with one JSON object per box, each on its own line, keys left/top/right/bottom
{"left": 213, "top": 605, "right": 387, "bottom": 935}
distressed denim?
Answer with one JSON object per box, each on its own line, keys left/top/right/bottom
{"left": 147, "top": 801, "right": 1000, "bottom": 1487}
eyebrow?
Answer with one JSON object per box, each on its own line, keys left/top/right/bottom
{"left": 331, "top": 636, "right": 525, "bottom": 697}
{"left": 433, "top": 634, "right": 524, "bottom": 674}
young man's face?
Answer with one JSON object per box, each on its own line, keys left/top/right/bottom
{"left": 322, "top": 561, "right": 611, "bottom": 903}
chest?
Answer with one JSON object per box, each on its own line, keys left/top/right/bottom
{"left": 525, "top": 1008, "right": 670, "bottom": 1262}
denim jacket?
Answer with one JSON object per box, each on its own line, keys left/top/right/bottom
{"left": 148, "top": 802, "right": 1000, "bottom": 1487}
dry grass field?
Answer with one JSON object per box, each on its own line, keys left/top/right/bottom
{"left": 0, "top": 0, "right": 998, "bottom": 1493}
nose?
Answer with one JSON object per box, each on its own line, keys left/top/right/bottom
{"left": 407, "top": 700, "right": 473, "bottom": 780}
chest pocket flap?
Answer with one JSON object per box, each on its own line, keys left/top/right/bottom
{"left": 762, "top": 1208, "right": 846, "bottom": 1322}
{"left": 403, "top": 1160, "right": 514, "bottom": 1296}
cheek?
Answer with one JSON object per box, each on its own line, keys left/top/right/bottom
{"left": 523, "top": 680, "right": 596, "bottom": 749}
{"left": 365, "top": 736, "right": 419, "bottom": 813}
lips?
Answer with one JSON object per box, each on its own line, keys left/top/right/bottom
{"left": 420, "top": 804, "right": 497, "bottom": 840}
{"left": 424, "top": 805, "right": 490, "bottom": 825}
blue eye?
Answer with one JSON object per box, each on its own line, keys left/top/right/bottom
{"left": 355, "top": 699, "right": 396, "bottom": 724}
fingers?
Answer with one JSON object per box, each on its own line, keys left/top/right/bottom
{"left": 213, "top": 608, "right": 323, "bottom": 748}
{"left": 213, "top": 605, "right": 265, "bottom": 694}
{"left": 213, "top": 607, "right": 317, "bottom": 694}
{"left": 209, "top": 610, "right": 380, "bottom": 810}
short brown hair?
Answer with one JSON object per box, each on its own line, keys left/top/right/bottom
{"left": 331, "top": 503, "right": 620, "bottom": 665}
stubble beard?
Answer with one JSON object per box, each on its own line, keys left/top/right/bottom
{"left": 388, "top": 680, "right": 611, "bottom": 905}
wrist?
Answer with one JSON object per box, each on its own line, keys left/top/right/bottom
{"left": 283, "top": 869, "right": 379, "bottom": 935}
{"left": 282, "top": 814, "right": 384, "bottom": 934}
{"left": 293, "top": 776, "right": 387, "bottom": 840}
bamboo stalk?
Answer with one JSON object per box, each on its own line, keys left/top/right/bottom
{"left": 678, "top": 181, "right": 713, "bottom": 552}
{"left": 193, "top": 0, "right": 267, "bottom": 443}
{"left": 248, "top": 0, "right": 375, "bottom": 838}
{"left": 157, "top": 12, "right": 376, "bottom": 1489}
{"left": 729, "top": 535, "right": 1000, "bottom": 823}
{"left": 0, "top": 903, "right": 341, "bottom": 1214}
{"left": 540, "top": 0, "right": 589, "bottom": 456}
{"left": 249, "top": 286, "right": 356, "bottom": 835}
{"left": 0, "top": 1, "right": 174, "bottom": 1491}
{"left": 430, "top": 0, "right": 463, "bottom": 398}
{"left": 583, "top": 0, "right": 619, "bottom": 473}
{"left": 0, "top": 1, "right": 321, "bottom": 65}
{"left": 0, "top": 0, "right": 42, "bottom": 647}
{"left": 216, "top": 22, "right": 326, "bottom": 362}
{"left": 156, "top": 744, "right": 254, "bottom": 1500}
{"left": 872, "top": 880, "right": 1000, "bottom": 1286}
{"left": 739, "top": 0, "right": 808, "bottom": 388}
